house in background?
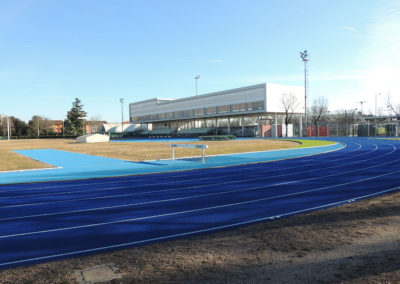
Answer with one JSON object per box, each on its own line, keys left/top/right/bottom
{"left": 47, "top": 120, "right": 63, "bottom": 134}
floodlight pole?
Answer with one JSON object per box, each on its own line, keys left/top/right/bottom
{"left": 375, "top": 93, "right": 381, "bottom": 136}
{"left": 300, "top": 50, "right": 309, "bottom": 137}
{"left": 7, "top": 116, "right": 10, "bottom": 140}
{"left": 37, "top": 116, "right": 40, "bottom": 137}
{"left": 195, "top": 75, "right": 200, "bottom": 96}
{"left": 120, "top": 98, "right": 124, "bottom": 135}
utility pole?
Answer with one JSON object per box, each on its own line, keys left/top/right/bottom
{"left": 300, "top": 50, "right": 309, "bottom": 137}
{"left": 7, "top": 116, "right": 10, "bottom": 140}
{"left": 120, "top": 98, "right": 124, "bottom": 136}
{"left": 37, "top": 116, "right": 40, "bottom": 137}
{"left": 375, "top": 93, "right": 381, "bottom": 136}
{"left": 194, "top": 75, "right": 200, "bottom": 96}
{"left": 356, "top": 101, "right": 367, "bottom": 114}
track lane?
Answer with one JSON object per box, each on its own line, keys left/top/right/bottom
{"left": 0, "top": 138, "right": 399, "bottom": 269}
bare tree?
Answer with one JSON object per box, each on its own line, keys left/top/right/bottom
{"left": 386, "top": 94, "right": 400, "bottom": 120}
{"left": 310, "top": 97, "right": 329, "bottom": 136}
{"left": 280, "top": 93, "right": 299, "bottom": 137}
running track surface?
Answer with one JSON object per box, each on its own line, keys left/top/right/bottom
{"left": 0, "top": 137, "right": 399, "bottom": 269}
{"left": 1, "top": 142, "right": 342, "bottom": 184}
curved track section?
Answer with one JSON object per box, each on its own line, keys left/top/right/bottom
{"left": 0, "top": 138, "right": 399, "bottom": 269}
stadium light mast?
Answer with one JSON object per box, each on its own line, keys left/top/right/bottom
{"left": 194, "top": 75, "right": 200, "bottom": 96}
{"left": 120, "top": 98, "right": 124, "bottom": 135}
{"left": 7, "top": 116, "right": 10, "bottom": 140}
{"left": 300, "top": 50, "right": 309, "bottom": 137}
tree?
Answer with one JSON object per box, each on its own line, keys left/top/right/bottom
{"left": 27, "top": 115, "right": 55, "bottom": 136}
{"left": 0, "top": 116, "right": 7, "bottom": 137}
{"left": 310, "top": 97, "right": 329, "bottom": 136}
{"left": 386, "top": 94, "right": 400, "bottom": 120}
{"left": 64, "top": 98, "right": 87, "bottom": 136}
{"left": 280, "top": 93, "right": 299, "bottom": 137}
{"left": 12, "top": 117, "right": 28, "bottom": 137}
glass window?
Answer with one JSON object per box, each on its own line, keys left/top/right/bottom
{"left": 174, "top": 111, "right": 184, "bottom": 118}
{"left": 166, "top": 112, "right": 174, "bottom": 119}
{"left": 183, "top": 110, "right": 194, "bottom": 117}
{"left": 217, "top": 105, "right": 230, "bottom": 113}
{"left": 232, "top": 103, "right": 246, "bottom": 112}
{"left": 248, "top": 101, "right": 264, "bottom": 111}
{"left": 195, "top": 108, "right": 205, "bottom": 116}
{"left": 205, "top": 107, "right": 217, "bottom": 115}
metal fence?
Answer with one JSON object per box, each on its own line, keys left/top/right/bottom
{"left": 309, "top": 123, "right": 400, "bottom": 137}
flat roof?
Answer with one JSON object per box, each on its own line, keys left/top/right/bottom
{"left": 129, "top": 83, "right": 266, "bottom": 106}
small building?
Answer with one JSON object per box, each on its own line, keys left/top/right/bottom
{"left": 129, "top": 83, "right": 305, "bottom": 137}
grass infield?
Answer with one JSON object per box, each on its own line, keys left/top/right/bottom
{"left": 0, "top": 138, "right": 334, "bottom": 172}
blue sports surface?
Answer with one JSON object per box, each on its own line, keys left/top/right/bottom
{"left": 1, "top": 142, "right": 341, "bottom": 184}
{"left": 0, "top": 137, "right": 399, "bottom": 269}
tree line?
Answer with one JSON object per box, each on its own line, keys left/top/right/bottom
{"left": 1, "top": 98, "right": 87, "bottom": 138}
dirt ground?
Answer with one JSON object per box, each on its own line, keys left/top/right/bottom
{"left": 1, "top": 189, "right": 399, "bottom": 283}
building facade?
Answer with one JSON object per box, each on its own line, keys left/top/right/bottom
{"left": 129, "top": 83, "right": 305, "bottom": 137}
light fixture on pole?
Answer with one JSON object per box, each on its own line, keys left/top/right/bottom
{"left": 300, "top": 50, "right": 309, "bottom": 137}
{"left": 120, "top": 98, "right": 124, "bottom": 135}
{"left": 375, "top": 93, "right": 381, "bottom": 118}
{"left": 7, "top": 116, "right": 10, "bottom": 140}
{"left": 194, "top": 75, "right": 200, "bottom": 96}
{"left": 375, "top": 93, "right": 381, "bottom": 136}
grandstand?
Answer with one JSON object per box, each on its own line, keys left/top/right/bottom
{"left": 129, "top": 83, "right": 305, "bottom": 138}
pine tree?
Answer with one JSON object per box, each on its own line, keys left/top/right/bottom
{"left": 64, "top": 98, "right": 87, "bottom": 136}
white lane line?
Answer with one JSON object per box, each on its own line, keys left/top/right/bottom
{"left": 0, "top": 141, "right": 352, "bottom": 193}
{"left": 0, "top": 184, "right": 399, "bottom": 268}
{"left": 1, "top": 164, "right": 400, "bottom": 238}
{"left": 2, "top": 143, "right": 397, "bottom": 210}
{"left": 0, "top": 141, "right": 393, "bottom": 204}
{"left": 0, "top": 143, "right": 400, "bottom": 212}
{"left": 0, "top": 142, "right": 348, "bottom": 190}
{"left": 2, "top": 156, "right": 400, "bottom": 221}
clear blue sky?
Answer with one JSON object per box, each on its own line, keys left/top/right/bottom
{"left": 1, "top": 0, "right": 399, "bottom": 122}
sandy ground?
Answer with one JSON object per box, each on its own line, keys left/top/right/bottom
{"left": 1, "top": 190, "right": 399, "bottom": 283}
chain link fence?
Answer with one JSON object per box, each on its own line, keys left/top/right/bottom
{"left": 309, "top": 123, "right": 400, "bottom": 137}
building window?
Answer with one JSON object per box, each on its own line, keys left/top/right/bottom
{"left": 205, "top": 107, "right": 217, "bottom": 115}
{"left": 248, "top": 101, "right": 264, "bottom": 111}
{"left": 174, "top": 111, "right": 184, "bottom": 118}
{"left": 232, "top": 103, "right": 246, "bottom": 112}
{"left": 195, "top": 108, "right": 205, "bottom": 116}
{"left": 217, "top": 105, "right": 230, "bottom": 114}
{"left": 166, "top": 112, "right": 174, "bottom": 119}
{"left": 183, "top": 109, "right": 194, "bottom": 117}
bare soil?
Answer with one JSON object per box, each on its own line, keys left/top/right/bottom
{"left": 1, "top": 190, "right": 399, "bottom": 283}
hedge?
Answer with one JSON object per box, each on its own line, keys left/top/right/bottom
{"left": 199, "top": 135, "right": 236, "bottom": 141}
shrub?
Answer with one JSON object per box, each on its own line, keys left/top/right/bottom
{"left": 199, "top": 135, "right": 236, "bottom": 141}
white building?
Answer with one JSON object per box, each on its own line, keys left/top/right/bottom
{"left": 129, "top": 83, "right": 305, "bottom": 137}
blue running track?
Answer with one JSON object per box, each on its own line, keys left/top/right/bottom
{"left": 0, "top": 137, "right": 399, "bottom": 269}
